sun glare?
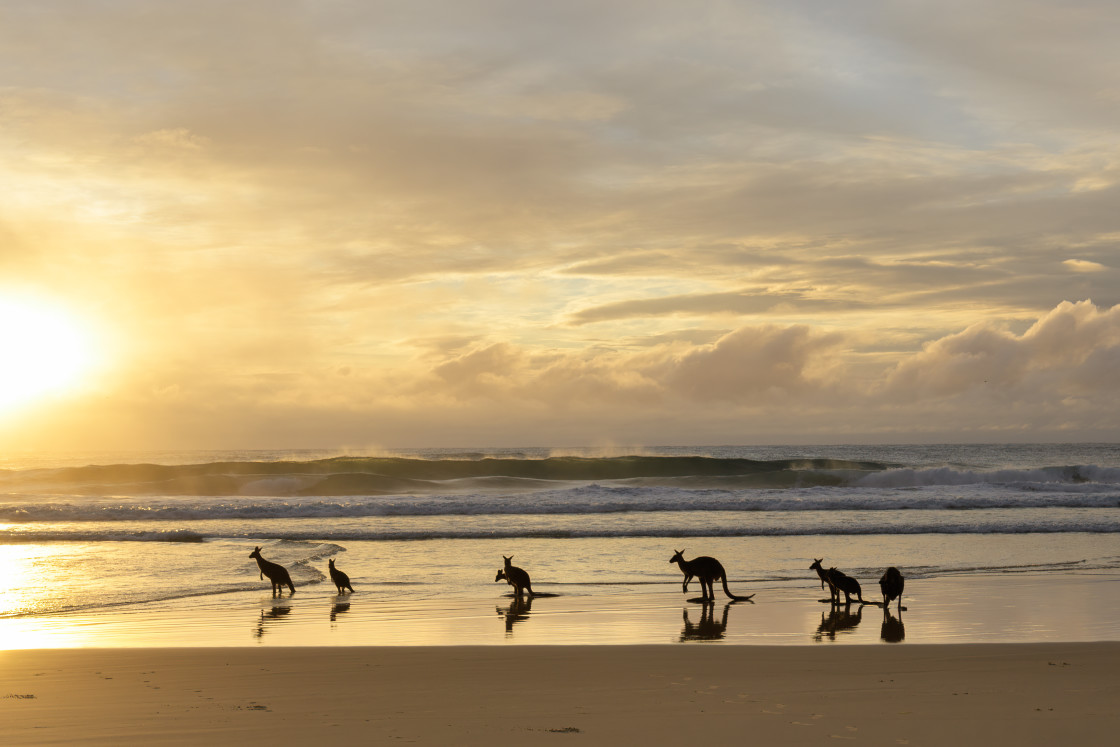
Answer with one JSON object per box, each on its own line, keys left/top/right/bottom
{"left": 0, "top": 296, "right": 96, "bottom": 413}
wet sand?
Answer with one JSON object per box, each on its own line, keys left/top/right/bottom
{"left": 3, "top": 644, "right": 1117, "bottom": 745}
{"left": 3, "top": 572, "right": 1120, "bottom": 647}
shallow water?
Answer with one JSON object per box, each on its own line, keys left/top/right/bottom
{"left": 1, "top": 444, "right": 1118, "bottom": 645}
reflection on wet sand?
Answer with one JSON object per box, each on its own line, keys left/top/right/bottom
{"left": 254, "top": 604, "right": 292, "bottom": 639}
{"left": 881, "top": 606, "right": 905, "bottom": 642}
{"left": 679, "top": 602, "right": 732, "bottom": 641}
{"left": 330, "top": 600, "right": 351, "bottom": 623}
{"left": 497, "top": 595, "right": 533, "bottom": 636}
{"left": 813, "top": 602, "right": 865, "bottom": 642}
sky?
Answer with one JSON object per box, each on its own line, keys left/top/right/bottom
{"left": 1, "top": 0, "right": 1119, "bottom": 451}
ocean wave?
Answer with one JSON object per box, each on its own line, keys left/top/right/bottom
{"left": 0, "top": 455, "right": 890, "bottom": 496}
{"left": 2, "top": 484, "right": 1118, "bottom": 522}
{"left": 4, "top": 516, "right": 1118, "bottom": 542}
{"left": 856, "top": 464, "right": 1120, "bottom": 488}
{"left": 3, "top": 456, "right": 1117, "bottom": 497}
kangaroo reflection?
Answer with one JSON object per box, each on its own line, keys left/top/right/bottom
{"left": 813, "top": 602, "right": 864, "bottom": 642}
{"left": 254, "top": 604, "right": 292, "bottom": 639}
{"left": 881, "top": 606, "right": 905, "bottom": 643}
{"left": 679, "top": 602, "right": 732, "bottom": 641}
{"left": 330, "top": 600, "right": 351, "bottom": 623}
{"left": 497, "top": 594, "right": 533, "bottom": 636}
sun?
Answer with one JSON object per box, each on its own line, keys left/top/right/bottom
{"left": 0, "top": 295, "right": 96, "bottom": 413}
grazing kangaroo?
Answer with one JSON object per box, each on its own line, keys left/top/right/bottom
{"left": 669, "top": 550, "right": 754, "bottom": 602}
{"left": 826, "top": 567, "right": 865, "bottom": 605}
{"left": 809, "top": 558, "right": 836, "bottom": 602}
{"left": 249, "top": 546, "right": 295, "bottom": 596}
{"left": 328, "top": 558, "right": 354, "bottom": 593}
{"left": 501, "top": 555, "right": 534, "bottom": 597}
{"left": 879, "top": 566, "right": 904, "bottom": 611}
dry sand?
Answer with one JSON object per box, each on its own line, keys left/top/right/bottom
{"left": 2, "top": 644, "right": 1117, "bottom": 745}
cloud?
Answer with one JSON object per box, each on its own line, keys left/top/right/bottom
{"left": 3, "top": 2, "right": 1120, "bottom": 447}
{"left": 884, "top": 300, "right": 1120, "bottom": 398}
{"left": 1063, "top": 258, "right": 1107, "bottom": 273}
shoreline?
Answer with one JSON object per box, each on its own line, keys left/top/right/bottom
{"left": 3, "top": 643, "right": 1117, "bottom": 745}
{"left": 3, "top": 571, "right": 1120, "bottom": 647}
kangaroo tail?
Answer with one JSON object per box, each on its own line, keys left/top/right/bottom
{"left": 721, "top": 576, "right": 754, "bottom": 601}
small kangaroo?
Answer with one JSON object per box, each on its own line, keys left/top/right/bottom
{"left": 328, "top": 558, "right": 354, "bottom": 593}
{"left": 879, "top": 566, "right": 904, "bottom": 610}
{"left": 809, "top": 558, "right": 835, "bottom": 601}
{"left": 669, "top": 550, "right": 754, "bottom": 602}
{"left": 249, "top": 546, "right": 295, "bottom": 596}
{"left": 501, "top": 555, "right": 534, "bottom": 597}
{"left": 826, "top": 567, "right": 865, "bottom": 605}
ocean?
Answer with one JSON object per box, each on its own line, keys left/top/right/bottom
{"left": 2, "top": 442, "right": 1118, "bottom": 627}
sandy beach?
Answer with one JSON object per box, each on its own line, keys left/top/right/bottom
{"left": 3, "top": 643, "right": 1117, "bottom": 745}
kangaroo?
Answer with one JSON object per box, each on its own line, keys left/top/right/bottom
{"left": 879, "top": 566, "right": 904, "bottom": 611}
{"left": 501, "top": 555, "right": 534, "bottom": 597}
{"left": 826, "top": 567, "right": 865, "bottom": 605}
{"left": 809, "top": 558, "right": 837, "bottom": 602}
{"left": 328, "top": 558, "right": 354, "bottom": 593}
{"left": 669, "top": 550, "right": 754, "bottom": 602}
{"left": 249, "top": 546, "right": 295, "bottom": 595}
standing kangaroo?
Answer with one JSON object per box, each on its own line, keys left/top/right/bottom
{"left": 249, "top": 546, "right": 295, "bottom": 596}
{"left": 669, "top": 550, "right": 754, "bottom": 602}
{"left": 809, "top": 558, "right": 836, "bottom": 602}
{"left": 501, "top": 555, "right": 534, "bottom": 597}
{"left": 328, "top": 558, "right": 354, "bottom": 593}
{"left": 879, "top": 566, "right": 904, "bottom": 611}
{"left": 826, "top": 567, "right": 865, "bottom": 605}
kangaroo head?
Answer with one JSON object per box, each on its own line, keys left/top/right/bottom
{"left": 249, "top": 546, "right": 261, "bottom": 558}
{"left": 495, "top": 569, "right": 506, "bottom": 582}
{"left": 810, "top": 558, "right": 823, "bottom": 570}
{"left": 670, "top": 549, "right": 684, "bottom": 563}
{"left": 329, "top": 559, "right": 335, "bottom": 569}
{"left": 502, "top": 555, "right": 513, "bottom": 565}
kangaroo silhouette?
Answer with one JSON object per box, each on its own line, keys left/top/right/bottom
{"left": 826, "top": 567, "right": 864, "bottom": 605}
{"left": 501, "top": 556, "right": 534, "bottom": 597}
{"left": 249, "top": 546, "right": 295, "bottom": 596}
{"left": 879, "top": 566, "right": 904, "bottom": 611}
{"left": 809, "top": 558, "right": 836, "bottom": 602}
{"left": 328, "top": 558, "right": 354, "bottom": 593}
{"left": 669, "top": 550, "right": 754, "bottom": 601}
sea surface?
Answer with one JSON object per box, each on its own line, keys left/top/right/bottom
{"left": 1, "top": 443, "right": 1119, "bottom": 630}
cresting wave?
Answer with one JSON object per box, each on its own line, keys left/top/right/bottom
{"left": 2, "top": 456, "right": 1118, "bottom": 497}
{"left": 0, "top": 455, "right": 889, "bottom": 496}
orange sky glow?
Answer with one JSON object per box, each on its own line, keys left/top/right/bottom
{"left": 1, "top": 1, "right": 1118, "bottom": 450}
